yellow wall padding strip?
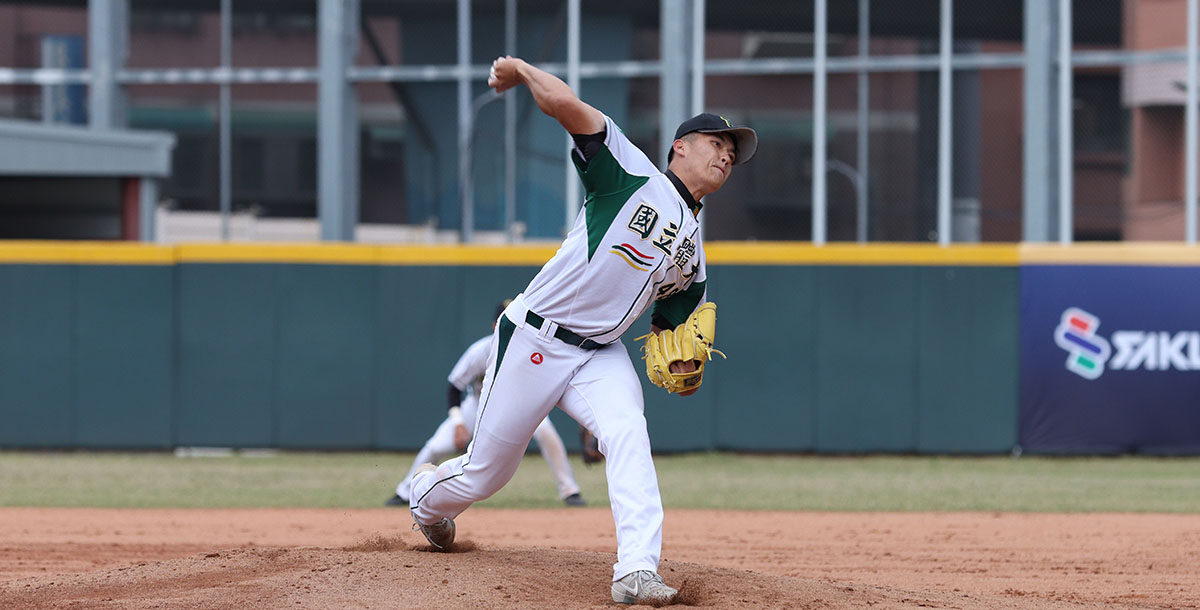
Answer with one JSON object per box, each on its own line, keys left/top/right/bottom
{"left": 370, "top": 244, "right": 560, "bottom": 265}
{"left": 0, "top": 241, "right": 177, "bottom": 264}
{"left": 2, "top": 241, "right": 1199, "bottom": 266}
{"left": 1019, "top": 242, "right": 1200, "bottom": 266}
{"left": 704, "top": 242, "right": 1020, "bottom": 265}
{"left": 0, "top": 242, "right": 562, "bottom": 266}
{"left": 0, "top": 241, "right": 1022, "bottom": 266}
{"left": 178, "top": 243, "right": 381, "bottom": 264}
{"left": 178, "top": 243, "right": 561, "bottom": 265}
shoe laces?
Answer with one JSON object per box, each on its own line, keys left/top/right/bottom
{"left": 412, "top": 518, "right": 446, "bottom": 531}
{"left": 630, "top": 570, "right": 667, "bottom": 589}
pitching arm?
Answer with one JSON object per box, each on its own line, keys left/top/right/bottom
{"left": 488, "top": 56, "right": 604, "bottom": 136}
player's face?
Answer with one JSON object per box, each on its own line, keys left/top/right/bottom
{"left": 679, "top": 133, "right": 736, "bottom": 194}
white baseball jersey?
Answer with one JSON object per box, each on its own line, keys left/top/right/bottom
{"left": 523, "top": 114, "right": 708, "bottom": 342}
{"left": 447, "top": 334, "right": 492, "bottom": 430}
{"left": 448, "top": 334, "right": 492, "bottom": 396}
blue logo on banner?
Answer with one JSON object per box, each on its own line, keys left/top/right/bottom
{"left": 1054, "top": 308, "right": 1111, "bottom": 379}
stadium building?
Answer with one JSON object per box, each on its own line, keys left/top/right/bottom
{"left": 0, "top": 0, "right": 1193, "bottom": 243}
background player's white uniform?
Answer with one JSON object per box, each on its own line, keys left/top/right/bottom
{"left": 394, "top": 334, "right": 582, "bottom": 503}
{"left": 412, "top": 113, "right": 708, "bottom": 583}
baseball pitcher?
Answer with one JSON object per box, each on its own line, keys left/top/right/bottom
{"left": 408, "top": 55, "right": 756, "bottom": 605}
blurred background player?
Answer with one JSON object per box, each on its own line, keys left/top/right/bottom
{"left": 386, "top": 299, "right": 588, "bottom": 507}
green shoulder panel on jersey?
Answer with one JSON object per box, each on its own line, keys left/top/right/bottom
{"left": 572, "top": 148, "right": 651, "bottom": 261}
{"left": 652, "top": 279, "right": 706, "bottom": 328}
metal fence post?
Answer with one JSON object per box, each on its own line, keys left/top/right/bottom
{"left": 937, "top": 0, "right": 953, "bottom": 246}
{"left": 1188, "top": 0, "right": 1198, "bottom": 244}
{"left": 87, "top": 0, "right": 127, "bottom": 129}
{"left": 1023, "top": 0, "right": 1054, "bottom": 241}
{"left": 1057, "top": 0, "right": 1073, "bottom": 244}
{"left": 565, "top": 0, "right": 581, "bottom": 231}
{"left": 318, "top": 0, "right": 360, "bottom": 241}
{"left": 812, "top": 0, "right": 827, "bottom": 245}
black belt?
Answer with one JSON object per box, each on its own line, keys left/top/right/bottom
{"left": 524, "top": 311, "right": 603, "bottom": 350}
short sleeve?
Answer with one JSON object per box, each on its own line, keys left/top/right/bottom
{"left": 572, "top": 115, "right": 659, "bottom": 198}
{"left": 447, "top": 335, "right": 493, "bottom": 390}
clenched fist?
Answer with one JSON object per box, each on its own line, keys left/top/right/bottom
{"left": 488, "top": 56, "right": 525, "bottom": 93}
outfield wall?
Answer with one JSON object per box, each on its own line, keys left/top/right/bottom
{"left": 1, "top": 242, "right": 1195, "bottom": 454}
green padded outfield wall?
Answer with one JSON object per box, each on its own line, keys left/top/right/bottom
{"left": 0, "top": 242, "right": 1022, "bottom": 453}
{"left": 0, "top": 264, "right": 75, "bottom": 447}
{"left": 0, "top": 245, "right": 177, "bottom": 449}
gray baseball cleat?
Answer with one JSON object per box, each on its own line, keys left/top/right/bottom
{"left": 610, "top": 570, "right": 678, "bottom": 605}
{"left": 409, "top": 463, "right": 455, "bottom": 551}
{"left": 563, "top": 492, "right": 587, "bottom": 507}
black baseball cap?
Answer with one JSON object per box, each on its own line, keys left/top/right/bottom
{"left": 669, "top": 113, "right": 758, "bottom": 165}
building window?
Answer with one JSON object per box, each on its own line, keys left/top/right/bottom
{"left": 1074, "top": 73, "right": 1127, "bottom": 155}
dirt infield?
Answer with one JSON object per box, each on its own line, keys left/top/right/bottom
{"left": 1, "top": 508, "right": 1196, "bottom": 609}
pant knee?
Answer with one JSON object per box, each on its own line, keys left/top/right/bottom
{"left": 598, "top": 415, "right": 650, "bottom": 455}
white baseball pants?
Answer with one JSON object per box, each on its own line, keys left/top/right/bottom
{"left": 397, "top": 396, "right": 581, "bottom": 501}
{"left": 411, "top": 296, "right": 663, "bottom": 581}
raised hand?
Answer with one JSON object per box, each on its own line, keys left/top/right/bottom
{"left": 488, "top": 56, "right": 524, "bottom": 93}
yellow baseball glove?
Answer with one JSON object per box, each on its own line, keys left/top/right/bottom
{"left": 638, "top": 302, "right": 725, "bottom": 394}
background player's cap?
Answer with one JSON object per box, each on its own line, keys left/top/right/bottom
{"left": 495, "top": 298, "right": 513, "bottom": 320}
{"left": 669, "top": 113, "right": 758, "bottom": 165}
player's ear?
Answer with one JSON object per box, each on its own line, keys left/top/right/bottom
{"left": 670, "top": 139, "right": 686, "bottom": 162}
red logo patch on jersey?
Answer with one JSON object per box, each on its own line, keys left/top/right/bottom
{"left": 530, "top": 352, "right": 544, "bottom": 365}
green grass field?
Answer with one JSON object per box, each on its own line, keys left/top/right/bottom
{"left": 1, "top": 451, "right": 1198, "bottom": 512}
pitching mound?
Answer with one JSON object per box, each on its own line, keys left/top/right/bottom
{"left": 2, "top": 508, "right": 1197, "bottom": 608}
{"left": 2, "top": 538, "right": 1090, "bottom": 610}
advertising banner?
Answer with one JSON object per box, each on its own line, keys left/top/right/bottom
{"left": 1020, "top": 265, "right": 1200, "bottom": 454}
